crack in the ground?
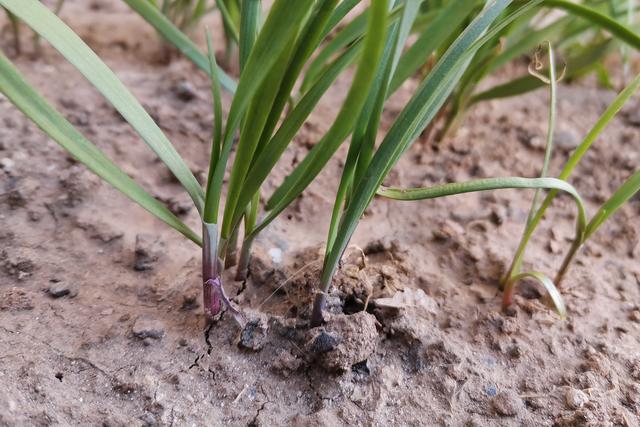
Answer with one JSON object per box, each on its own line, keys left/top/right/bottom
{"left": 232, "top": 278, "right": 248, "bottom": 301}
{"left": 204, "top": 321, "right": 214, "bottom": 355}
{"left": 188, "top": 354, "right": 202, "bottom": 370}
{"left": 248, "top": 401, "right": 268, "bottom": 427}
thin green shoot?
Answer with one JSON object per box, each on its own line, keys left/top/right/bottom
{"left": 554, "top": 169, "right": 640, "bottom": 284}
{"left": 503, "top": 73, "right": 640, "bottom": 285}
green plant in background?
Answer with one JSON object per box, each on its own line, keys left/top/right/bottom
{"left": 298, "top": 0, "right": 640, "bottom": 143}
{"left": 3, "top": 0, "right": 64, "bottom": 55}
{"left": 502, "top": 72, "right": 640, "bottom": 289}
{"left": 304, "top": 0, "right": 533, "bottom": 325}
{"left": 125, "top": 0, "right": 237, "bottom": 93}
{"left": 145, "top": 0, "right": 216, "bottom": 34}
{"left": 142, "top": 0, "right": 244, "bottom": 62}
{"left": 0, "top": 0, "right": 389, "bottom": 322}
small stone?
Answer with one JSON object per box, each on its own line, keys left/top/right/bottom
{"left": 351, "top": 360, "right": 370, "bottom": 376}
{"left": 547, "top": 240, "right": 562, "bottom": 254}
{"left": 238, "top": 317, "right": 268, "bottom": 351}
{"left": 629, "top": 310, "right": 640, "bottom": 323}
{"left": 525, "top": 135, "right": 545, "bottom": 150}
{"left": 309, "top": 331, "right": 339, "bottom": 354}
{"left": 181, "top": 294, "right": 199, "bottom": 311}
{"left": 565, "top": 388, "right": 589, "bottom": 410}
{"left": 76, "top": 221, "right": 123, "bottom": 243}
{"left": 174, "top": 80, "right": 197, "bottom": 102}
{"left": 47, "top": 280, "right": 77, "bottom": 298}
{"left": 492, "top": 390, "right": 524, "bottom": 417}
{"left": 485, "top": 384, "right": 498, "bottom": 397}
{"left": 166, "top": 197, "right": 192, "bottom": 216}
{"left": 0, "top": 157, "right": 14, "bottom": 172}
{"left": 490, "top": 205, "right": 507, "bottom": 225}
{"left": 132, "top": 316, "right": 165, "bottom": 340}
{"left": 554, "top": 129, "right": 580, "bottom": 150}
{"left": 27, "top": 210, "right": 42, "bottom": 222}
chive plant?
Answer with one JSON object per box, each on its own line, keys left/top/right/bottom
{"left": 301, "top": 0, "right": 640, "bottom": 324}
{"left": 379, "top": 52, "right": 640, "bottom": 316}
{"left": 502, "top": 73, "right": 640, "bottom": 289}
{"left": 0, "top": 0, "right": 391, "bottom": 322}
{"left": 376, "top": 42, "right": 580, "bottom": 317}
{"left": 302, "top": 0, "right": 540, "bottom": 325}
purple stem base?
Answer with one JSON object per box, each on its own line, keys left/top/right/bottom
{"left": 203, "top": 278, "right": 245, "bottom": 326}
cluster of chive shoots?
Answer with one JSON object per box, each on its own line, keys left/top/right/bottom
{"left": 1, "top": 0, "right": 638, "bottom": 327}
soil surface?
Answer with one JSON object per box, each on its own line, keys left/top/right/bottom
{"left": 2, "top": 1, "right": 640, "bottom": 426}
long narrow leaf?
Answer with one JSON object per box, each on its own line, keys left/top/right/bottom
{"left": 543, "top": 0, "right": 640, "bottom": 49}
{"left": 585, "top": 170, "right": 640, "bottom": 239}
{"left": 471, "top": 39, "right": 615, "bottom": 103}
{"left": 223, "top": 0, "right": 341, "bottom": 236}
{"left": 255, "top": 0, "right": 389, "bottom": 237}
{"left": 389, "top": 0, "right": 476, "bottom": 92}
{"left": 321, "top": 0, "right": 515, "bottom": 291}
{"left": 228, "top": 44, "right": 360, "bottom": 235}
{"left": 2, "top": 0, "right": 206, "bottom": 215}
{"left": 203, "top": 0, "right": 311, "bottom": 224}
{"left": 0, "top": 52, "right": 201, "bottom": 245}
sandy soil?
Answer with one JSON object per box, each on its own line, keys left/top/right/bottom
{"left": 1, "top": 1, "right": 640, "bottom": 426}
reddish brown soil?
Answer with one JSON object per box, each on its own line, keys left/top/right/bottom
{"left": 1, "top": 1, "right": 640, "bottom": 426}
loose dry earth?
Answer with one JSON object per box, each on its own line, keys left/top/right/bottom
{"left": 1, "top": 1, "right": 640, "bottom": 426}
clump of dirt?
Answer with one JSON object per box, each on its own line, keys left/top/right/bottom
{"left": 1, "top": 1, "right": 640, "bottom": 425}
{"left": 306, "top": 311, "right": 378, "bottom": 372}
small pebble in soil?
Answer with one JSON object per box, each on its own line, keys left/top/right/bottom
{"left": 565, "top": 388, "right": 589, "bottom": 410}
{"left": 173, "top": 80, "right": 197, "bottom": 102}
{"left": 238, "top": 317, "right": 268, "bottom": 351}
{"left": 554, "top": 129, "right": 580, "bottom": 150}
{"left": 309, "top": 331, "right": 340, "bottom": 354}
{"left": 46, "top": 280, "right": 77, "bottom": 298}
{"left": 491, "top": 390, "right": 524, "bottom": 417}
{"left": 181, "top": 294, "right": 199, "bottom": 311}
{"left": 0, "top": 157, "right": 15, "bottom": 172}
{"left": 484, "top": 384, "right": 498, "bottom": 397}
{"left": 132, "top": 316, "right": 165, "bottom": 340}
{"left": 628, "top": 309, "right": 640, "bottom": 323}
